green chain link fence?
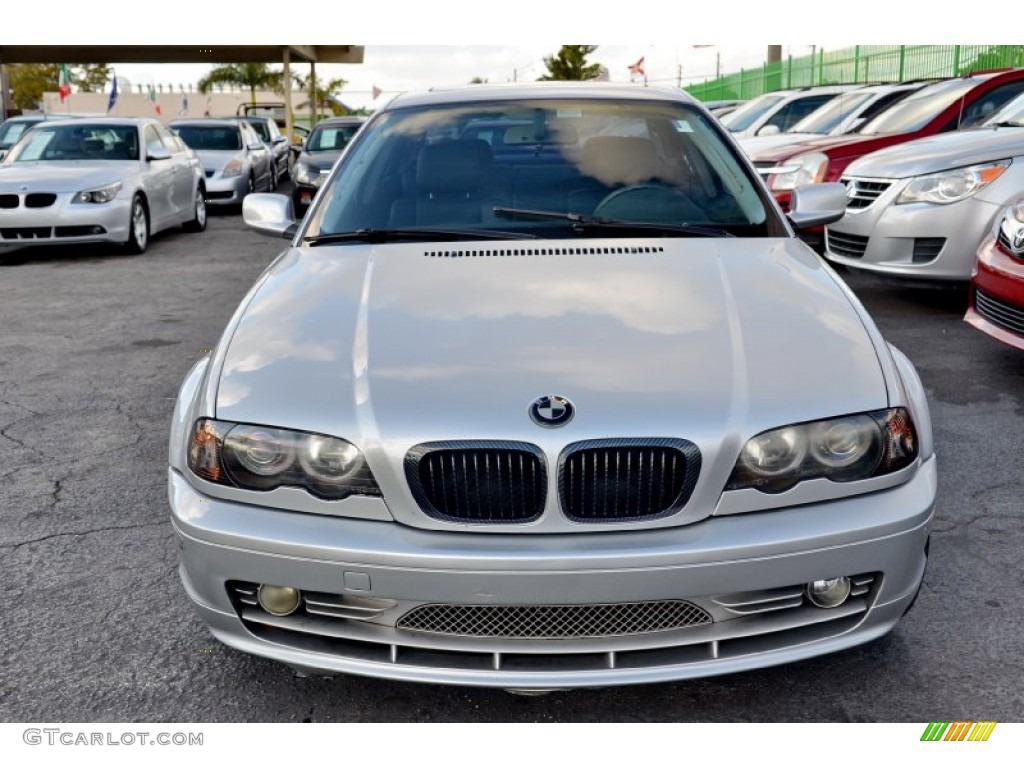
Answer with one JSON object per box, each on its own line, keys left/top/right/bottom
{"left": 685, "top": 45, "right": 1024, "bottom": 102}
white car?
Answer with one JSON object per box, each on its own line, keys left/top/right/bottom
{"left": 0, "top": 117, "right": 206, "bottom": 252}
{"left": 719, "top": 85, "right": 860, "bottom": 138}
{"left": 169, "top": 83, "right": 935, "bottom": 690}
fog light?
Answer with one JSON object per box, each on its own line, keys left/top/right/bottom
{"left": 805, "top": 576, "right": 851, "bottom": 608}
{"left": 258, "top": 585, "right": 302, "bottom": 616}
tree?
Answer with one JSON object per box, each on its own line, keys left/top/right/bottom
{"left": 295, "top": 74, "right": 348, "bottom": 118}
{"left": 469, "top": 76, "right": 488, "bottom": 84}
{"left": 538, "top": 46, "right": 602, "bottom": 81}
{"left": 198, "top": 63, "right": 291, "bottom": 106}
{"left": 7, "top": 63, "right": 111, "bottom": 109}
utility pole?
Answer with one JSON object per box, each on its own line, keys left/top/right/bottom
{"left": 676, "top": 64, "right": 682, "bottom": 88}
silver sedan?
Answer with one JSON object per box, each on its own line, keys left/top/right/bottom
{"left": 0, "top": 118, "right": 207, "bottom": 253}
{"left": 170, "top": 119, "right": 273, "bottom": 207}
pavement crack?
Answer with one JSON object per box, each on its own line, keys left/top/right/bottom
{"left": 0, "top": 520, "right": 168, "bottom": 550}
{"left": 931, "top": 511, "right": 1023, "bottom": 534}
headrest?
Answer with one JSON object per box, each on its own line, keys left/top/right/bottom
{"left": 416, "top": 139, "right": 492, "bottom": 195}
{"left": 579, "top": 136, "right": 659, "bottom": 186}
{"left": 81, "top": 138, "right": 106, "bottom": 154}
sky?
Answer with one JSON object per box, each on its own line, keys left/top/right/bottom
{"left": 3, "top": 1, "right": 1008, "bottom": 110}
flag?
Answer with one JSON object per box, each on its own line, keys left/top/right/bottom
{"left": 179, "top": 94, "right": 189, "bottom": 116}
{"left": 58, "top": 64, "right": 72, "bottom": 102}
{"left": 203, "top": 95, "right": 212, "bottom": 117}
{"left": 371, "top": 84, "right": 382, "bottom": 100}
{"left": 627, "top": 57, "right": 645, "bottom": 78}
{"left": 107, "top": 74, "right": 119, "bottom": 113}
{"left": 148, "top": 85, "right": 162, "bottom": 117}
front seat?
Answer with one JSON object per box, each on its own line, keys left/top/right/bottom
{"left": 389, "top": 139, "right": 493, "bottom": 227}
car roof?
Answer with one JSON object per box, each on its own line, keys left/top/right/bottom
{"left": 13, "top": 116, "right": 151, "bottom": 128}
{"left": 383, "top": 82, "right": 698, "bottom": 111}
{"left": 312, "top": 116, "right": 366, "bottom": 127}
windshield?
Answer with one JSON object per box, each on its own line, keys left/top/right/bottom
{"left": 788, "top": 92, "right": 872, "bottom": 134}
{"left": 720, "top": 94, "right": 786, "bottom": 132}
{"left": 174, "top": 125, "right": 242, "bottom": 151}
{"left": 307, "top": 124, "right": 361, "bottom": 152}
{"left": 0, "top": 119, "right": 42, "bottom": 150}
{"left": 984, "top": 91, "right": 1024, "bottom": 127}
{"left": 6, "top": 124, "right": 139, "bottom": 161}
{"left": 857, "top": 78, "right": 979, "bottom": 135}
{"left": 308, "top": 98, "right": 772, "bottom": 240}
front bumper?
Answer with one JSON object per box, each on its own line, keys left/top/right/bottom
{"left": 203, "top": 173, "right": 250, "bottom": 205}
{"left": 965, "top": 235, "right": 1024, "bottom": 350}
{"left": 825, "top": 184, "right": 1001, "bottom": 281}
{"left": 0, "top": 193, "right": 131, "bottom": 246}
{"left": 170, "top": 457, "right": 936, "bottom": 688}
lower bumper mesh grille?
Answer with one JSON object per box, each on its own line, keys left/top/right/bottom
{"left": 397, "top": 600, "right": 712, "bottom": 638}
{"left": 975, "top": 289, "right": 1024, "bottom": 335}
{"left": 826, "top": 229, "right": 869, "bottom": 259}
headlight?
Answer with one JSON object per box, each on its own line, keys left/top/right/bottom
{"left": 896, "top": 160, "right": 1009, "bottom": 205}
{"left": 72, "top": 181, "right": 123, "bottom": 204}
{"left": 221, "top": 158, "right": 244, "bottom": 178}
{"left": 769, "top": 152, "right": 829, "bottom": 192}
{"left": 187, "top": 419, "right": 380, "bottom": 500}
{"left": 294, "top": 162, "right": 320, "bottom": 185}
{"left": 726, "top": 408, "right": 917, "bottom": 494}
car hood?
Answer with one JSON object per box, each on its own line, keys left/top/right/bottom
{"left": 738, "top": 132, "right": 825, "bottom": 156}
{"left": 214, "top": 238, "right": 888, "bottom": 464}
{"left": 844, "top": 126, "right": 1024, "bottom": 178}
{"left": 299, "top": 150, "right": 342, "bottom": 170}
{"left": 195, "top": 149, "right": 245, "bottom": 170}
{"left": 0, "top": 161, "right": 135, "bottom": 193}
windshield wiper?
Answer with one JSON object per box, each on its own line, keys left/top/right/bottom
{"left": 492, "top": 206, "right": 735, "bottom": 238}
{"left": 303, "top": 228, "right": 538, "bottom": 246}
{"left": 986, "top": 121, "right": 1024, "bottom": 129}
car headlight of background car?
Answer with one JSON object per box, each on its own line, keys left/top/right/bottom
{"left": 294, "top": 162, "right": 322, "bottom": 186}
{"left": 71, "top": 181, "right": 123, "bottom": 204}
{"left": 768, "top": 152, "right": 830, "bottom": 191}
{"left": 221, "top": 158, "right": 245, "bottom": 178}
{"left": 187, "top": 419, "right": 381, "bottom": 500}
{"left": 896, "top": 160, "right": 1010, "bottom": 205}
{"left": 725, "top": 408, "right": 918, "bottom": 494}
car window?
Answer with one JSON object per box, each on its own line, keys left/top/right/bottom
{"left": 310, "top": 99, "right": 772, "bottom": 239}
{"left": 719, "top": 94, "right": 787, "bottom": 132}
{"left": 307, "top": 124, "right": 361, "bottom": 152}
{"left": 855, "top": 88, "right": 919, "bottom": 123}
{"left": 0, "top": 119, "right": 40, "bottom": 149}
{"left": 174, "top": 125, "right": 243, "bottom": 151}
{"left": 857, "top": 78, "right": 982, "bottom": 135}
{"left": 246, "top": 120, "right": 271, "bottom": 142}
{"left": 956, "top": 80, "right": 1024, "bottom": 129}
{"left": 154, "top": 123, "right": 184, "bottom": 152}
{"left": 764, "top": 94, "right": 840, "bottom": 132}
{"left": 983, "top": 90, "right": 1024, "bottom": 127}
{"left": 144, "top": 125, "right": 164, "bottom": 155}
{"left": 5, "top": 123, "right": 140, "bottom": 161}
{"left": 788, "top": 92, "right": 872, "bottom": 134}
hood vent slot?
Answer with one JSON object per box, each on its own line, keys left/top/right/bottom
{"left": 424, "top": 244, "right": 664, "bottom": 259}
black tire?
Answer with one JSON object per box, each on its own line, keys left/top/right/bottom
{"left": 269, "top": 164, "right": 278, "bottom": 192}
{"left": 183, "top": 185, "right": 207, "bottom": 233}
{"left": 124, "top": 195, "right": 149, "bottom": 254}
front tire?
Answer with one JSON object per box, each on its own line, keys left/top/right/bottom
{"left": 183, "top": 186, "right": 207, "bottom": 233}
{"left": 124, "top": 195, "right": 149, "bottom": 254}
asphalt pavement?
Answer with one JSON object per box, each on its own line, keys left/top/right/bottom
{"left": 1, "top": 202, "right": 1021, "bottom": 722}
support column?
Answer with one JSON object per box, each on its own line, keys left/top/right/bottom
{"left": 0, "top": 62, "right": 10, "bottom": 121}
{"left": 283, "top": 46, "right": 293, "bottom": 149}
{"left": 310, "top": 60, "right": 317, "bottom": 125}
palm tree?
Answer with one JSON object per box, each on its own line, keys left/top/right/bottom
{"left": 295, "top": 75, "right": 349, "bottom": 120}
{"left": 197, "top": 63, "right": 290, "bottom": 106}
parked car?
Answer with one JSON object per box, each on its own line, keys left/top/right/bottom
{"left": 719, "top": 85, "right": 859, "bottom": 138}
{"left": 290, "top": 116, "right": 364, "bottom": 215}
{"left": 169, "top": 83, "right": 935, "bottom": 690}
{"left": 824, "top": 91, "right": 1024, "bottom": 280}
{"left": 0, "top": 117, "right": 206, "bottom": 253}
{"left": 227, "top": 116, "right": 290, "bottom": 190}
{"left": 753, "top": 70, "right": 1024, "bottom": 209}
{"left": 738, "top": 82, "right": 928, "bottom": 157}
{"left": 964, "top": 199, "right": 1024, "bottom": 349}
{"left": 170, "top": 119, "right": 273, "bottom": 207}
{"left": 0, "top": 113, "right": 84, "bottom": 161}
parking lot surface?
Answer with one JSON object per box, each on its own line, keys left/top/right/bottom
{"left": 1, "top": 206, "right": 1022, "bottom": 722}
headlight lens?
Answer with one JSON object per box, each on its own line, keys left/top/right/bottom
{"left": 896, "top": 160, "right": 1009, "bottom": 205}
{"left": 221, "top": 158, "right": 244, "bottom": 178}
{"left": 769, "top": 152, "right": 829, "bottom": 191}
{"left": 294, "top": 162, "right": 320, "bottom": 185}
{"left": 726, "top": 408, "right": 917, "bottom": 494}
{"left": 187, "top": 419, "right": 380, "bottom": 500}
{"left": 72, "top": 181, "right": 123, "bottom": 204}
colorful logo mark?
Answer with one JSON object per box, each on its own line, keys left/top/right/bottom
{"left": 921, "top": 722, "right": 997, "bottom": 742}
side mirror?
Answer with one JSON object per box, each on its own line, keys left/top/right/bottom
{"left": 788, "top": 182, "right": 848, "bottom": 230}
{"left": 272, "top": 135, "right": 288, "bottom": 145}
{"left": 248, "top": 142, "right": 265, "bottom": 151}
{"left": 756, "top": 124, "right": 781, "bottom": 136}
{"left": 243, "top": 193, "right": 298, "bottom": 239}
{"left": 147, "top": 146, "right": 172, "bottom": 161}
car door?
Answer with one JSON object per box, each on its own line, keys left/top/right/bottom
{"left": 142, "top": 123, "right": 176, "bottom": 231}
{"left": 155, "top": 122, "right": 193, "bottom": 218}
{"left": 242, "top": 123, "right": 270, "bottom": 190}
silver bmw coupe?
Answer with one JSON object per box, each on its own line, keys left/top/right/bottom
{"left": 169, "top": 83, "right": 936, "bottom": 690}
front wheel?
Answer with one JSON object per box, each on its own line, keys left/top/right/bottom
{"left": 124, "top": 195, "right": 149, "bottom": 254}
{"left": 183, "top": 186, "right": 207, "bottom": 233}
{"left": 269, "top": 162, "right": 278, "bottom": 192}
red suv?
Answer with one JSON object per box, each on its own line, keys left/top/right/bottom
{"left": 752, "top": 69, "right": 1024, "bottom": 211}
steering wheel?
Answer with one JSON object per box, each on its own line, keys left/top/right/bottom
{"left": 593, "top": 183, "right": 704, "bottom": 223}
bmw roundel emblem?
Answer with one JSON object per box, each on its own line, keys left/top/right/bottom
{"left": 529, "top": 395, "right": 574, "bottom": 428}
